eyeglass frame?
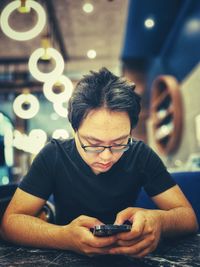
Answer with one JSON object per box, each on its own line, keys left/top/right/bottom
{"left": 77, "top": 131, "right": 133, "bottom": 154}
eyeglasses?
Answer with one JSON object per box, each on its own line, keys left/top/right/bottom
{"left": 77, "top": 132, "right": 132, "bottom": 154}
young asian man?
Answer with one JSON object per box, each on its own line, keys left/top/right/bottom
{"left": 1, "top": 68, "right": 198, "bottom": 258}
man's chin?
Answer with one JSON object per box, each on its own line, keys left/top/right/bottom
{"left": 92, "top": 163, "right": 113, "bottom": 174}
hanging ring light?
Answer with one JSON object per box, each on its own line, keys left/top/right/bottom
{"left": 53, "top": 101, "right": 68, "bottom": 118}
{"left": 43, "top": 75, "right": 73, "bottom": 102}
{"left": 28, "top": 48, "right": 65, "bottom": 82}
{"left": 13, "top": 93, "right": 39, "bottom": 119}
{"left": 0, "top": 0, "right": 46, "bottom": 41}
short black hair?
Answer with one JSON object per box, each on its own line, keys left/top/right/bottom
{"left": 68, "top": 67, "right": 141, "bottom": 131}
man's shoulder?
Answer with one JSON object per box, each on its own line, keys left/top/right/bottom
{"left": 125, "top": 139, "right": 153, "bottom": 168}
{"left": 39, "top": 138, "right": 74, "bottom": 157}
{"left": 130, "top": 139, "right": 150, "bottom": 153}
{"left": 50, "top": 138, "right": 74, "bottom": 148}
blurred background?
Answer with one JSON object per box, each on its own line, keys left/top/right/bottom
{"left": 0, "top": 0, "right": 200, "bottom": 186}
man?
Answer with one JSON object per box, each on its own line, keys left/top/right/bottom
{"left": 1, "top": 68, "right": 198, "bottom": 258}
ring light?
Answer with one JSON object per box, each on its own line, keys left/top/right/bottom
{"left": 13, "top": 93, "right": 39, "bottom": 119}
{"left": 0, "top": 0, "right": 46, "bottom": 41}
{"left": 28, "top": 48, "right": 64, "bottom": 82}
{"left": 43, "top": 75, "right": 73, "bottom": 102}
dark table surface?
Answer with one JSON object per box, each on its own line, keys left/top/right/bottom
{"left": 0, "top": 234, "right": 199, "bottom": 267}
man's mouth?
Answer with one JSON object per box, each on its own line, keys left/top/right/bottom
{"left": 95, "top": 162, "right": 112, "bottom": 169}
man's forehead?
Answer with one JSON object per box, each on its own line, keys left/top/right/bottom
{"left": 79, "top": 133, "right": 130, "bottom": 142}
{"left": 78, "top": 108, "right": 131, "bottom": 138}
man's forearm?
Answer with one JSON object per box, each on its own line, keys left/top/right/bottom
{"left": 1, "top": 214, "right": 68, "bottom": 250}
{"left": 157, "top": 207, "right": 199, "bottom": 237}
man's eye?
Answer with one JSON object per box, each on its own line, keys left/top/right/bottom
{"left": 90, "top": 145, "right": 99, "bottom": 147}
{"left": 88, "top": 142, "right": 101, "bottom": 146}
{"left": 113, "top": 142, "right": 124, "bottom": 146}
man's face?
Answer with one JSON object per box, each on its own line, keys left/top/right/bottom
{"left": 74, "top": 108, "right": 131, "bottom": 175}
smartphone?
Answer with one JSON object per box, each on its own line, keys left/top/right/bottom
{"left": 90, "top": 224, "right": 132, "bottom": 237}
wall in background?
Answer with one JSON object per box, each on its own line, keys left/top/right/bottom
{"left": 147, "top": 63, "right": 200, "bottom": 170}
{"left": 121, "top": 0, "right": 200, "bottom": 169}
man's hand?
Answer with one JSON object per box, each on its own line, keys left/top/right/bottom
{"left": 62, "top": 215, "right": 117, "bottom": 256}
{"left": 109, "top": 207, "right": 162, "bottom": 258}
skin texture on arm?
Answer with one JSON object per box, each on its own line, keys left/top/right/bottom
{"left": 151, "top": 184, "right": 199, "bottom": 235}
{"left": 0, "top": 188, "right": 117, "bottom": 256}
{"left": 109, "top": 185, "right": 199, "bottom": 258}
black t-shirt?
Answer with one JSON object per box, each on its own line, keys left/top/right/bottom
{"left": 19, "top": 139, "right": 176, "bottom": 225}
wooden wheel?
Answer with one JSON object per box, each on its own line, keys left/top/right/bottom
{"left": 150, "top": 75, "right": 183, "bottom": 155}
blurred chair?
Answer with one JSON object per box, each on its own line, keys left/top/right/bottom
{"left": 135, "top": 172, "right": 200, "bottom": 227}
{"left": 0, "top": 183, "right": 55, "bottom": 224}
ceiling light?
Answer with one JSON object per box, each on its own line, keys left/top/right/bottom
{"left": 53, "top": 101, "right": 68, "bottom": 118}
{"left": 43, "top": 75, "right": 73, "bottom": 102}
{"left": 83, "top": 3, "right": 94, "bottom": 13}
{"left": 50, "top": 112, "right": 59, "bottom": 121}
{"left": 41, "top": 35, "right": 51, "bottom": 60}
{"left": 52, "top": 129, "right": 70, "bottom": 140}
{"left": 144, "top": 18, "right": 155, "bottom": 29}
{"left": 87, "top": 49, "right": 96, "bottom": 59}
{"left": 186, "top": 19, "right": 200, "bottom": 34}
{"left": 2, "top": 176, "right": 9, "bottom": 185}
{"left": 13, "top": 93, "right": 39, "bottom": 119}
{"left": 4, "top": 127, "right": 14, "bottom": 167}
{"left": 0, "top": 0, "right": 46, "bottom": 41}
{"left": 29, "top": 129, "right": 47, "bottom": 144}
{"left": 28, "top": 131, "right": 47, "bottom": 154}
{"left": 13, "top": 129, "right": 46, "bottom": 154}
{"left": 28, "top": 48, "right": 64, "bottom": 82}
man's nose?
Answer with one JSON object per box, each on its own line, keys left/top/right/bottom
{"left": 99, "top": 148, "right": 113, "bottom": 160}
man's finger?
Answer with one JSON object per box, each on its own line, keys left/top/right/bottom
{"left": 76, "top": 215, "right": 104, "bottom": 227}
{"left": 109, "top": 234, "right": 154, "bottom": 256}
{"left": 114, "top": 207, "right": 136, "bottom": 225}
{"left": 129, "top": 212, "right": 147, "bottom": 239}
{"left": 117, "top": 231, "right": 152, "bottom": 246}
{"left": 83, "top": 229, "right": 118, "bottom": 248}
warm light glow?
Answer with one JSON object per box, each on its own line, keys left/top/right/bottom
{"left": 87, "top": 49, "right": 96, "bottom": 59}
{"left": 52, "top": 129, "right": 70, "bottom": 140}
{"left": 83, "top": 3, "right": 94, "bottom": 13}
{"left": 0, "top": 113, "right": 4, "bottom": 121}
{"left": 2, "top": 176, "right": 9, "bottom": 185}
{"left": 195, "top": 114, "right": 200, "bottom": 146}
{"left": 50, "top": 112, "right": 59, "bottom": 121}
{"left": 28, "top": 48, "right": 65, "bottom": 82}
{"left": 53, "top": 101, "right": 68, "bottom": 118}
{"left": 13, "top": 93, "right": 39, "bottom": 119}
{"left": 144, "top": 18, "right": 155, "bottom": 29}
{"left": 12, "top": 130, "right": 27, "bottom": 151}
{"left": 4, "top": 128, "right": 14, "bottom": 167}
{"left": 155, "top": 123, "right": 174, "bottom": 140}
{"left": 0, "top": 0, "right": 46, "bottom": 41}
{"left": 186, "top": 19, "right": 200, "bottom": 34}
{"left": 29, "top": 129, "right": 47, "bottom": 152}
{"left": 29, "top": 129, "right": 47, "bottom": 142}
{"left": 43, "top": 75, "right": 73, "bottom": 102}
{"left": 13, "top": 129, "right": 47, "bottom": 154}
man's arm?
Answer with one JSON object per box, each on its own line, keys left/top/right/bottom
{"left": 0, "top": 188, "right": 117, "bottom": 255}
{"left": 151, "top": 184, "right": 199, "bottom": 236}
{"left": 109, "top": 185, "right": 199, "bottom": 258}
